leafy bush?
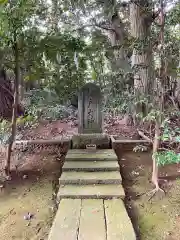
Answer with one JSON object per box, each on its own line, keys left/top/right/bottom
{"left": 40, "top": 105, "right": 71, "bottom": 120}
{"left": 154, "top": 151, "right": 180, "bottom": 166}
{"left": 17, "top": 114, "right": 37, "bottom": 128}
{"left": 104, "top": 92, "right": 134, "bottom": 116}
{"left": 24, "top": 88, "right": 60, "bottom": 108}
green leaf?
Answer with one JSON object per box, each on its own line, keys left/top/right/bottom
{"left": 0, "top": 0, "right": 8, "bottom": 4}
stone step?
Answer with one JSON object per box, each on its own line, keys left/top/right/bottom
{"left": 48, "top": 199, "right": 81, "bottom": 240}
{"left": 105, "top": 199, "right": 136, "bottom": 240}
{"left": 62, "top": 160, "right": 119, "bottom": 172}
{"left": 60, "top": 171, "right": 122, "bottom": 185}
{"left": 78, "top": 199, "right": 106, "bottom": 240}
{"left": 57, "top": 184, "right": 125, "bottom": 200}
{"left": 65, "top": 149, "right": 118, "bottom": 161}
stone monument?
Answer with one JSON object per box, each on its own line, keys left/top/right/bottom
{"left": 78, "top": 83, "right": 102, "bottom": 134}
{"left": 72, "top": 83, "right": 109, "bottom": 149}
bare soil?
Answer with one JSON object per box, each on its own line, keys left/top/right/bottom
{"left": 0, "top": 150, "right": 66, "bottom": 240}
{"left": 116, "top": 150, "right": 180, "bottom": 240}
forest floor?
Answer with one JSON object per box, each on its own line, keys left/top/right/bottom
{"left": 118, "top": 151, "right": 180, "bottom": 240}
{"left": 0, "top": 117, "right": 180, "bottom": 239}
{"left": 0, "top": 153, "right": 62, "bottom": 240}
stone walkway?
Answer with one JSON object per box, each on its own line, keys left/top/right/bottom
{"left": 48, "top": 149, "right": 136, "bottom": 240}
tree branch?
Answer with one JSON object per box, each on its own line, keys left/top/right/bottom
{"left": 73, "top": 22, "right": 116, "bottom": 33}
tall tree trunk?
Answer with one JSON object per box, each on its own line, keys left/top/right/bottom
{"left": 19, "top": 68, "right": 24, "bottom": 101}
{"left": 146, "top": 0, "right": 166, "bottom": 199}
{"left": 5, "top": 40, "right": 20, "bottom": 177}
{"left": 152, "top": 120, "right": 160, "bottom": 188}
{"left": 51, "top": 0, "right": 58, "bottom": 32}
{"left": 152, "top": 0, "right": 166, "bottom": 189}
{"left": 107, "top": 13, "right": 132, "bottom": 74}
{"left": 130, "top": 1, "right": 154, "bottom": 102}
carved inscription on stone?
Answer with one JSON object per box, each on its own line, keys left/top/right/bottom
{"left": 78, "top": 83, "right": 102, "bottom": 133}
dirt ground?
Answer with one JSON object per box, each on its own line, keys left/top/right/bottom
{"left": 0, "top": 151, "right": 65, "bottom": 240}
{"left": 117, "top": 150, "right": 180, "bottom": 240}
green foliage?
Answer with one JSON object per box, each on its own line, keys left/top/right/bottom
{"left": 0, "top": 120, "right": 11, "bottom": 144}
{"left": 0, "top": 0, "right": 179, "bottom": 128}
{"left": 104, "top": 92, "right": 133, "bottom": 115}
{"left": 24, "top": 88, "right": 76, "bottom": 121}
{"left": 166, "top": 2, "right": 180, "bottom": 26}
{"left": 42, "top": 34, "right": 87, "bottom": 100}
{"left": 40, "top": 105, "right": 70, "bottom": 120}
{"left": 0, "top": 115, "right": 37, "bottom": 144}
{"left": 154, "top": 151, "right": 180, "bottom": 166}
{"left": 16, "top": 114, "right": 36, "bottom": 128}
{"left": 0, "top": 115, "right": 38, "bottom": 144}
{"left": 27, "top": 89, "right": 59, "bottom": 105}
{"left": 161, "top": 119, "right": 180, "bottom": 142}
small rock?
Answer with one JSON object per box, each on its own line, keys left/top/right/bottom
{"left": 6, "top": 175, "right": 11, "bottom": 181}
{"left": 132, "top": 170, "right": 139, "bottom": 176}
{"left": 24, "top": 212, "right": 33, "bottom": 220}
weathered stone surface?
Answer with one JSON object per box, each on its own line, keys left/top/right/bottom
{"left": 66, "top": 149, "right": 118, "bottom": 161}
{"left": 78, "top": 83, "right": 102, "bottom": 133}
{"left": 57, "top": 184, "right": 125, "bottom": 200}
{"left": 105, "top": 199, "right": 136, "bottom": 240}
{"left": 111, "top": 136, "right": 151, "bottom": 152}
{"left": 72, "top": 133, "right": 110, "bottom": 149}
{"left": 62, "top": 160, "right": 119, "bottom": 172}
{"left": 48, "top": 199, "right": 81, "bottom": 240}
{"left": 78, "top": 199, "right": 106, "bottom": 240}
{"left": 60, "top": 171, "right": 122, "bottom": 185}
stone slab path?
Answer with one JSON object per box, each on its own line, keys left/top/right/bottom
{"left": 48, "top": 149, "right": 136, "bottom": 240}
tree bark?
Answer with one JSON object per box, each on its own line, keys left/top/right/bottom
{"left": 151, "top": 0, "right": 165, "bottom": 191}
{"left": 104, "top": 12, "right": 132, "bottom": 77}
{"left": 5, "top": 40, "right": 20, "bottom": 176}
{"left": 130, "top": 1, "right": 154, "bottom": 96}
{"left": 51, "top": 0, "right": 58, "bottom": 32}
{"left": 19, "top": 68, "right": 24, "bottom": 101}
{"left": 152, "top": 121, "right": 160, "bottom": 188}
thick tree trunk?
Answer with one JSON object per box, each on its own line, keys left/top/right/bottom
{"left": 5, "top": 41, "right": 20, "bottom": 176}
{"left": 130, "top": 1, "right": 154, "bottom": 96}
{"left": 106, "top": 13, "right": 132, "bottom": 74}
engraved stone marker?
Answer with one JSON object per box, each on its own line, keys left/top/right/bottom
{"left": 78, "top": 83, "right": 102, "bottom": 133}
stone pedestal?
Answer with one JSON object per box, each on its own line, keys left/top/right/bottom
{"left": 72, "top": 134, "right": 110, "bottom": 149}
